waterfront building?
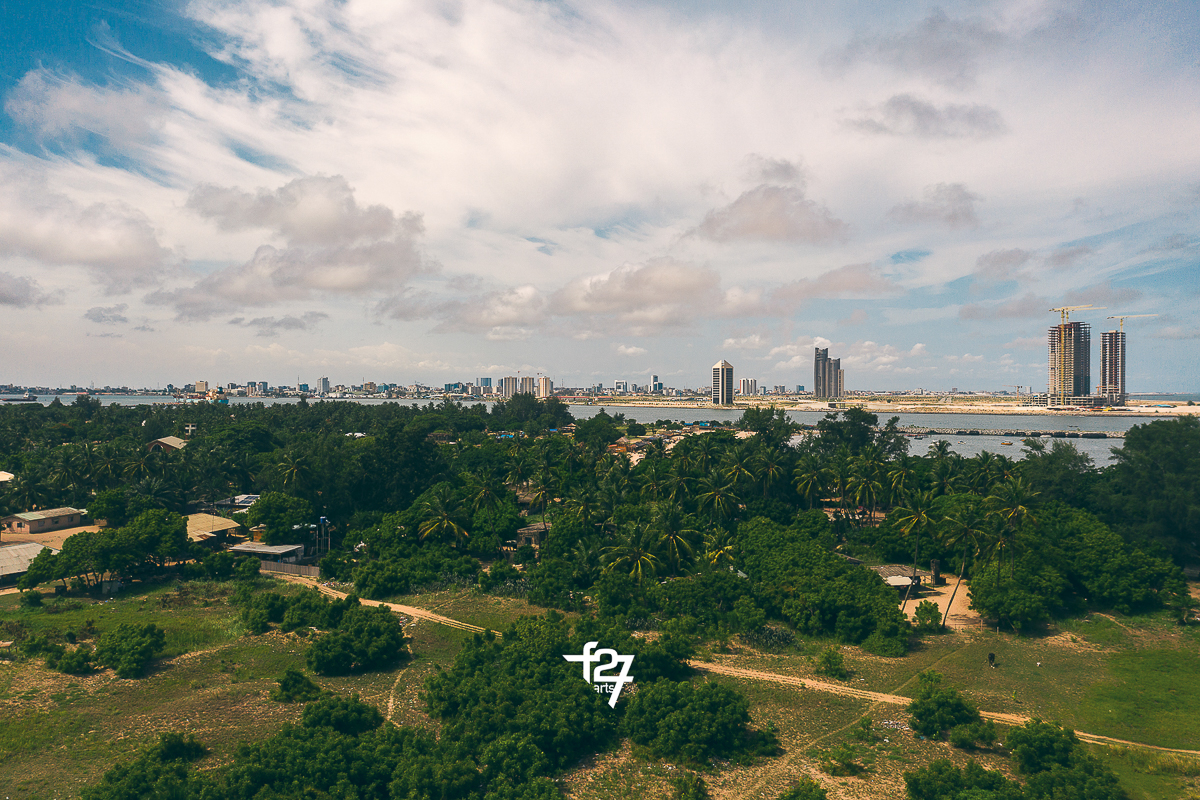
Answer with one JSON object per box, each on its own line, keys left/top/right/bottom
{"left": 1099, "top": 329, "right": 1126, "bottom": 404}
{"left": 519, "top": 376, "right": 536, "bottom": 395}
{"left": 318, "top": 377, "right": 330, "bottom": 394}
{"left": 739, "top": 378, "right": 757, "bottom": 396}
{"left": 501, "top": 376, "right": 518, "bottom": 397}
{"left": 537, "top": 376, "right": 553, "bottom": 398}
{"left": 712, "top": 360, "right": 734, "bottom": 405}
{"left": 1048, "top": 322, "right": 1091, "bottom": 402}
{"left": 813, "top": 348, "right": 844, "bottom": 399}
{"left": 614, "top": 380, "right": 629, "bottom": 393}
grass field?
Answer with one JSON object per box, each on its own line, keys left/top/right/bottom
{"left": 2, "top": 577, "right": 1198, "bottom": 800}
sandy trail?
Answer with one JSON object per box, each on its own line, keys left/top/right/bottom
{"left": 690, "top": 661, "right": 1200, "bottom": 756}
{"left": 272, "top": 572, "right": 1199, "bottom": 756}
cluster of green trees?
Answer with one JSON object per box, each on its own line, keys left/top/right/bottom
{"left": 9, "top": 398, "right": 1197, "bottom": 638}
{"left": 21, "top": 622, "right": 167, "bottom": 678}
{"left": 235, "top": 587, "right": 410, "bottom": 675}
{"left": 83, "top": 610, "right": 774, "bottom": 799}
{"left": 905, "top": 719, "right": 1127, "bottom": 799}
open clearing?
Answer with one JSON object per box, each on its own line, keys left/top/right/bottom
{"left": 2, "top": 577, "right": 1199, "bottom": 800}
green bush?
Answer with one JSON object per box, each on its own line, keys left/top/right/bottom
{"left": 305, "top": 603, "right": 409, "bottom": 676}
{"left": 907, "top": 671, "right": 981, "bottom": 741}
{"left": 55, "top": 645, "right": 94, "bottom": 675}
{"left": 94, "top": 623, "right": 167, "bottom": 679}
{"left": 671, "top": 772, "right": 711, "bottom": 800}
{"left": 301, "top": 693, "right": 383, "bottom": 736}
{"left": 815, "top": 646, "right": 849, "bottom": 680}
{"left": 19, "top": 590, "right": 43, "bottom": 608}
{"left": 623, "top": 679, "right": 771, "bottom": 765}
{"left": 270, "top": 667, "right": 322, "bottom": 703}
{"left": 948, "top": 719, "right": 997, "bottom": 750}
{"left": 913, "top": 600, "right": 942, "bottom": 632}
{"left": 775, "top": 777, "right": 828, "bottom": 800}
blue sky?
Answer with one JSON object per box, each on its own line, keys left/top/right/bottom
{"left": 0, "top": 0, "right": 1197, "bottom": 391}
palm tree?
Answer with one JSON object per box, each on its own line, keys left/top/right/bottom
{"left": 720, "top": 446, "right": 756, "bottom": 492}
{"left": 793, "top": 454, "right": 824, "bottom": 510}
{"left": 701, "top": 529, "right": 736, "bottom": 569}
{"left": 940, "top": 503, "right": 992, "bottom": 632}
{"left": 986, "top": 476, "right": 1039, "bottom": 579}
{"left": 930, "top": 458, "right": 960, "bottom": 497}
{"left": 653, "top": 505, "right": 699, "bottom": 577}
{"left": 754, "top": 446, "right": 786, "bottom": 498}
{"left": 640, "top": 459, "right": 669, "bottom": 502}
{"left": 696, "top": 477, "right": 740, "bottom": 524}
{"left": 277, "top": 452, "right": 311, "bottom": 492}
{"left": 894, "top": 490, "right": 939, "bottom": 610}
{"left": 601, "top": 523, "right": 661, "bottom": 585}
{"left": 465, "top": 468, "right": 504, "bottom": 539}
{"left": 664, "top": 462, "right": 693, "bottom": 504}
{"left": 888, "top": 455, "right": 916, "bottom": 508}
{"left": 928, "top": 439, "right": 953, "bottom": 461}
{"left": 417, "top": 487, "right": 469, "bottom": 548}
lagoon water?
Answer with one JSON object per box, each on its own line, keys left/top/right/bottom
{"left": 6, "top": 393, "right": 1189, "bottom": 466}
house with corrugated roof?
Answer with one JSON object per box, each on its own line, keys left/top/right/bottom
{"left": 1, "top": 507, "right": 86, "bottom": 536}
{"left": 147, "top": 436, "right": 188, "bottom": 452}
{"left": 0, "top": 542, "right": 54, "bottom": 585}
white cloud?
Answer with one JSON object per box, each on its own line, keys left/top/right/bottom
{"left": 692, "top": 185, "right": 848, "bottom": 244}
{"left": 889, "top": 183, "right": 980, "bottom": 229}
{"left": 847, "top": 94, "right": 1007, "bottom": 139}
{"left": 616, "top": 344, "right": 647, "bottom": 356}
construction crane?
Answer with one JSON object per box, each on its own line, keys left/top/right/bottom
{"left": 1002, "top": 384, "right": 1024, "bottom": 395}
{"left": 1048, "top": 305, "right": 1107, "bottom": 406}
{"left": 1106, "top": 314, "right": 1158, "bottom": 332}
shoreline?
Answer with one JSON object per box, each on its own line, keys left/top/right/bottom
{"left": 567, "top": 399, "right": 1200, "bottom": 418}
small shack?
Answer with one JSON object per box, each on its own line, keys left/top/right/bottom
{"left": 186, "top": 513, "right": 246, "bottom": 547}
{"left": 147, "top": 436, "right": 188, "bottom": 453}
{"left": 229, "top": 542, "right": 304, "bottom": 564}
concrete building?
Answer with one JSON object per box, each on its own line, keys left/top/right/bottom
{"left": 651, "top": 375, "right": 663, "bottom": 393}
{"left": 814, "top": 348, "right": 844, "bottom": 399}
{"left": 712, "top": 360, "right": 734, "bottom": 405}
{"left": 1, "top": 507, "right": 85, "bottom": 536}
{"left": 1099, "top": 329, "right": 1126, "bottom": 404}
{"left": 537, "top": 376, "right": 553, "bottom": 398}
{"left": 147, "top": 436, "right": 188, "bottom": 453}
{"left": 195, "top": 380, "right": 208, "bottom": 393}
{"left": 1048, "top": 322, "right": 1091, "bottom": 402}
{"left": 739, "top": 378, "right": 757, "bottom": 396}
{"left": 318, "top": 376, "right": 330, "bottom": 394}
{"left": 614, "top": 380, "right": 629, "bottom": 393}
{"left": 476, "top": 377, "right": 492, "bottom": 394}
{"left": 500, "top": 376, "right": 518, "bottom": 398}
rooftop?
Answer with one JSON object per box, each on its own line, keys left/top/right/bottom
{"left": 230, "top": 542, "right": 304, "bottom": 556}
{"left": 0, "top": 542, "right": 53, "bottom": 577}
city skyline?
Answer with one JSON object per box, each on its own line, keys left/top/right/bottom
{"left": 1, "top": 1, "right": 1197, "bottom": 391}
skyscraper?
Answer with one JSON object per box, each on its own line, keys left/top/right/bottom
{"left": 1099, "top": 329, "right": 1126, "bottom": 403}
{"left": 318, "top": 377, "right": 330, "bottom": 394}
{"left": 501, "top": 376, "right": 518, "bottom": 397}
{"left": 1048, "top": 321, "right": 1091, "bottom": 402}
{"left": 738, "top": 378, "right": 757, "bottom": 396}
{"left": 537, "top": 376, "right": 553, "bottom": 398}
{"left": 712, "top": 360, "right": 733, "bottom": 405}
{"left": 519, "top": 376, "right": 536, "bottom": 395}
{"left": 813, "top": 348, "right": 844, "bottom": 399}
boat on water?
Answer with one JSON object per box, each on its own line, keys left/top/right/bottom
{"left": 2, "top": 393, "right": 38, "bottom": 402}
{"left": 1001, "top": 441, "right": 1013, "bottom": 445}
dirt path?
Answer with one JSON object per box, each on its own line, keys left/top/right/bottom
{"left": 270, "top": 572, "right": 1198, "bottom": 757}
{"left": 691, "top": 661, "right": 1200, "bottom": 756}
{"left": 276, "top": 575, "right": 503, "bottom": 637}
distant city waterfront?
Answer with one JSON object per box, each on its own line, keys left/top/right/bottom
{"left": 2, "top": 392, "right": 1179, "bottom": 467}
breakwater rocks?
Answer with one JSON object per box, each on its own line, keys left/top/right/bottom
{"left": 900, "top": 427, "right": 1124, "bottom": 439}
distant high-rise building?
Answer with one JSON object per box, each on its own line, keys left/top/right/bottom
{"left": 476, "top": 377, "right": 492, "bottom": 390}
{"left": 257, "top": 381, "right": 268, "bottom": 395}
{"left": 195, "top": 380, "right": 208, "bottom": 393}
{"left": 738, "top": 378, "right": 756, "bottom": 396}
{"left": 1048, "top": 322, "right": 1091, "bottom": 402}
{"left": 813, "top": 348, "right": 844, "bottom": 399}
{"left": 537, "top": 376, "right": 553, "bottom": 398}
{"left": 1099, "top": 329, "right": 1126, "bottom": 403}
{"left": 651, "top": 374, "right": 663, "bottom": 393}
{"left": 318, "top": 377, "right": 330, "bottom": 394}
{"left": 796, "top": 385, "right": 804, "bottom": 393}
{"left": 518, "top": 376, "right": 536, "bottom": 395}
{"left": 298, "top": 383, "right": 309, "bottom": 393}
{"left": 614, "top": 380, "right": 629, "bottom": 393}
{"left": 712, "top": 360, "right": 734, "bottom": 405}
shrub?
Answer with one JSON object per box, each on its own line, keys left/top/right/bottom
{"left": 913, "top": 600, "right": 942, "bottom": 632}
{"left": 820, "top": 743, "right": 865, "bottom": 776}
{"left": 624, "top": 679, "right": 769, "bottom": 765}
{"left": 301, "top": 693, "right": 383, "bottom": 736}
{"left": 815, "top": 647, "right": 849, "bottom": 680}
{"left": 671, "top": 772, "right": 711, "bottom": 800}
{"left": 55, "top": 645, "right": 95, "bottom": 675}
{"left": 19, "top": 590, "right": 43, "bottom": 608}
{"left": 948, "top": 720, "right": 997, "bottom": 750}
{"left": 94, "top": 623, "right": 167, "bottom": 678}
{"left": 271, "top": 668, "right": 322, "bottom": 703}
{"left": 907, "top": 671, "right": 981, "bottom": 740}
{"left": 305, "top": 603, "right": 409, "bottom": 676}
{"left": 776, "top": 777, "right": 828, "bottom": 800}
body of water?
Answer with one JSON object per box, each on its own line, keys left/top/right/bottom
{"left": 5, "top": 393, "right": 1188, "bottom": 466}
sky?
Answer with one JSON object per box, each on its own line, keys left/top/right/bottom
{"left": 1, "top": 0, "right": 1198, "bottom": 392}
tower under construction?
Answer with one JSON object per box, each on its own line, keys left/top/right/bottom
{"left": 1047, "top": 321, "right": 1091, "bottom": 403}
{"left": 1099, "top": 329, "right": 1125, "bottom": 404}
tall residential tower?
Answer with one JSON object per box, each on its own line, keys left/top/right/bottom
{"left": 1099, "top": 329, "right": 1126, "bottom": 404}
{"left": 712, "top": 360, "right": 734, "bottom": 405}
{"left": 813, "top": 348, "right": 844, "bottom": 399}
